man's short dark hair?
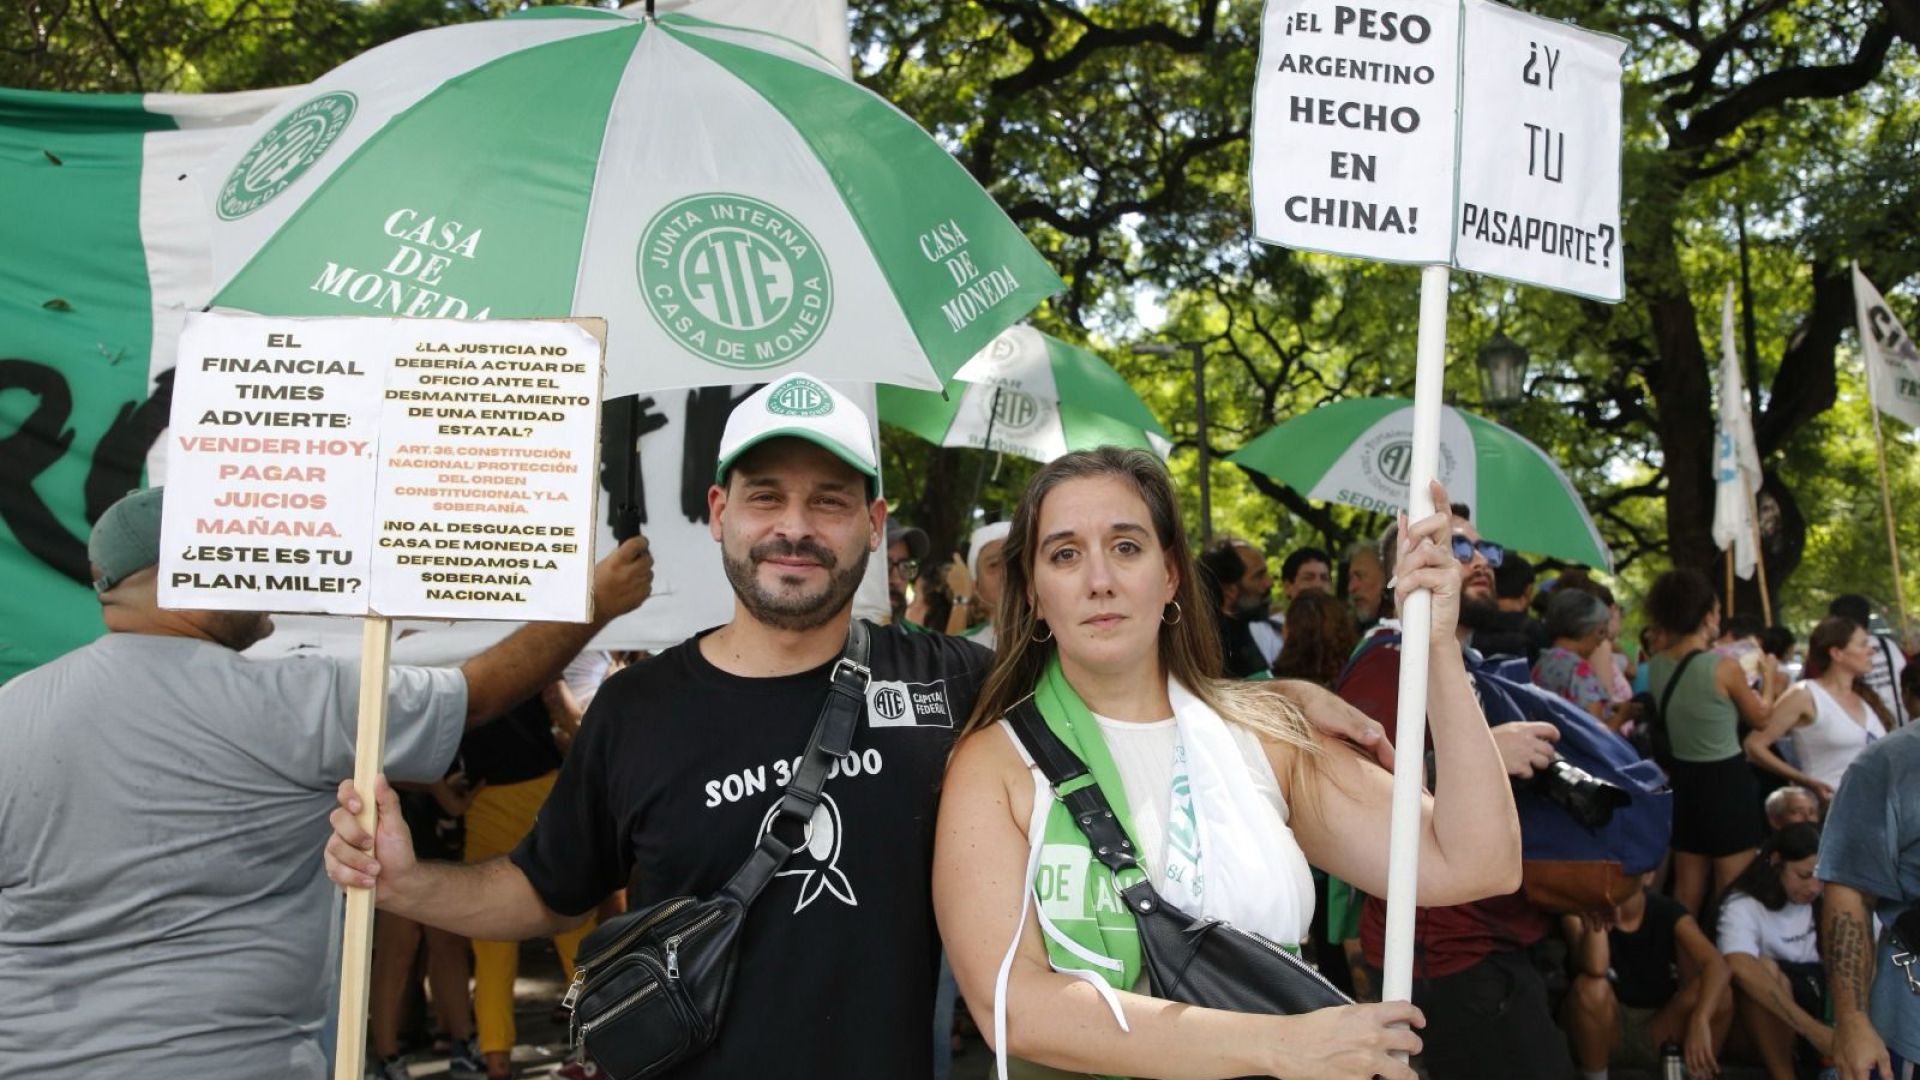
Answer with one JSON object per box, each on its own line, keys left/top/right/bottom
{"left": 1829, "top": 593, "right": 1873, "bottom": 627}
{"left": 1760, "top": 625, "right": 1796, "bottom": 660}
{"left": 1198, "top": 539, "right": 1247, "bottom": 609}
{"left": 1493, "top": 553, "right": 1535, "bottom": 600}
{"left": 1281, "top": 546, "right": 1331, "bottom": 583}
{"left": 1721, "top": 613, "right": 1765, "bottom": 643}
{"left": 1449, "top": 502, "right": 1471, "bottom": 520}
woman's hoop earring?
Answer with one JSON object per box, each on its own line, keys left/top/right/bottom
{"left": 1163, "top": 601, "right": 1182, "bottom": 626}
{"left": 1031, "top": 620, "right": 1054, "bottom": 643}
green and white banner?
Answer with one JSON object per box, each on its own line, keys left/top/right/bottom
{"left": 0, "top": 0, "right": 918, "bottom": 680}
{"left": 0, "top": 87, "right": 290, "bottom": 683}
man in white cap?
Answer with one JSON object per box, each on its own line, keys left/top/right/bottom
{"left": 325, "top": 373, "right": 1399, "bottom": 1079}
{"left": 0, "top": 486, "right": 654, "bottom": 1080}
{"left": 954, "top": 520, "right": 1012, "bottom": 648}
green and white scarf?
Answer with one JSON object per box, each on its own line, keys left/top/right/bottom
{"left": 991, "top": 657, "right": 1314, "bottom": 1080}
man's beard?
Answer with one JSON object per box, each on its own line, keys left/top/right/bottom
{"left": 1459, "top": 593, "right": 1502, "bottom": 632}
{"left": 1231, "top": 588, "right": 1271, "bottom": 621}
{"left": 724, "top": 535, "right": 870, "bottom": 632}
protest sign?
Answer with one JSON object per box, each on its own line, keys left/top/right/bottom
{"left": 159, "top": 312, "right": 603, "bottom": 621}
{"left": 1251, "top": 0, "right": 1461, "bottom": 264}
{"left": 1453, "top": 0, "right": 1625, "bottom": 300}
{"left": 369, "top": 319, "right": 601, "bottom": 622}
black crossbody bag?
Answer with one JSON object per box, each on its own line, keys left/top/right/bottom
{"left": 562, "top": 620, "right": 870, "bottom": 1079}
{"left": 1006, "top": 699, "right": 1352, "bottom": 1019}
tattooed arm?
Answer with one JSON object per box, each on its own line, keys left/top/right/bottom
{"left": 1822, "top": 883, "right": 1893, "bottom": 1080}
{"left": 1726, "top": 951, "right": 1833, "bottom": 1054}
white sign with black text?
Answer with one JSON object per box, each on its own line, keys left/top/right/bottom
{"left": 1453, "top": 0, "right": 1625, "bottom": 300}
{"left": 1251, "top": 0, "right": 1462, "bottom": 264}
{"left": 159, "top": 312, "right": 604, "bottom": 621}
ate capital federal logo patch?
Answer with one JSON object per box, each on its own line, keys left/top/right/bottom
{"left": 217, "top": 92, "right": 357, "bottom": 221}
{"left": 638, "top": 193, "right": 833, "bottom": 370}
{"left": 766, "top": 377, "right": 834, "bottom": 418}
{"left": 866, "top": 678, "right": 953, "bottom": 729}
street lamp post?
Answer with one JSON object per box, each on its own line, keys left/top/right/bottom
{"left": 1475, "top": 331, "right": 1531, "bottom": 421}
{"left": 1134, "top": 340, "right": 1211, "bottom": 543}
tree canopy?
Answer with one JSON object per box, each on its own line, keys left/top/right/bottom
{"left": 8, "top": 0, "right": 1920, "bottom": 628}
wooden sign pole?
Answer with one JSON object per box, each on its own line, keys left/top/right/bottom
{"left": 1867, "top": 384, "right": 1912, "bottom": 641}
{"left": 334, "top": 614, "right": 392, "bottom": 1080}
{"left": 1741, "top": 475, "right": 1773, "bottom": 625}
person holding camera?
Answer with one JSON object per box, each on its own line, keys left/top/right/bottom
{"left": 1334, "top": 503, "right": 1577, "bottom": 1080}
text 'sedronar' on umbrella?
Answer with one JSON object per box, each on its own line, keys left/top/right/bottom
{"left": 201, "top": 7, "right": 1063, "bottom": 396}
{"left": 1228, "top": 397, "right": 1612, "bottom": 571}
{"left": 876, "top": 325, "right": 1170, "bottom": 462}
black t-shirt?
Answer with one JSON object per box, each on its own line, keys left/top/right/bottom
{"left": 460, "top": 695, "right": 563, "bottom": 786}
{"left": 511, "top": 621, "right": 992, "bottom": 1080}
{"left": 1216, "top": 611, "right": 1270, "bottom": 679}
{"left": 1473, "top": 609, "right": 1544, "bottom": 664}
{"left": 1609, "top": 889, "right": 1688, "bottom": 1008}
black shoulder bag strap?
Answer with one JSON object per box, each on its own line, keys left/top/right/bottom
{"left": 1876, "top": 635, "right": 1908, "bottom": 726}
{"left": 721, "top": 619, "right": 870, "bottom": 906}
{"left": 1005, "top": 698, "right": 1147, "bottom": 889}
{"left": 1659, "top": 648, "right": 1707, "bottom": 724}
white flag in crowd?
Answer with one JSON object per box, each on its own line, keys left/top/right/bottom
{"left": 1851, "top": 262, "right": 1920, "bottom": 428}
{"left": 1712, "top": 284, "right": 1763, "bottom": 579}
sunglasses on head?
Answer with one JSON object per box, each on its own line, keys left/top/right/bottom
{"left": 1450, "top": 534, "right": 1505, "bottom": 568}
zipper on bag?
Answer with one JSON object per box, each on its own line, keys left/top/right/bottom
{"left": 579, "top": 981, "right": 662, "bottom": 1037}
{"left": 578, "top": 897, "right": 694, "bottom": 972}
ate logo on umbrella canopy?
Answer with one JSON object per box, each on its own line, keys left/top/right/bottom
{"left": 216, "top": 92, "right": 356, "bottom": 221}
{"left": 986, "top": 386, "right": 1042, "bottom": 432}
{"left": 1359, "top": 431, "right": 1457, "bottom": 496}
{"left": 638, "top": 193, "right": 834, "bottom": 371}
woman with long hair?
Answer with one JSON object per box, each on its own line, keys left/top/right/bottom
{"left": 932, "top": 448, "right": 1523, "bottom": 1080}
{"left": 1744, "top": 615, "right": 1892, "bottom": 803}
{"left": 1271, "top": 589, "right": 1360, "bottom": 687}
{"left": 1715, "top": 824, "right": 1831, "bottom": 1080}
{"left": 1644, "top": 569, "right": 1777, "bottom": 918}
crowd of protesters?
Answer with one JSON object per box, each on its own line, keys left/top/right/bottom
{"left": 3, "top": 398, "right": 1918, "bottom": 1080}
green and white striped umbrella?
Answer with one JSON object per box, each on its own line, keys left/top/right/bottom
{"left": 876, "top": 326, "right": 1170, "bottom": 461}
{"left": 201, "top": 7, "right": 1062, "bottom": 397}
{"left": 1228, "top": 397, "right": 1612, "bottom": 569}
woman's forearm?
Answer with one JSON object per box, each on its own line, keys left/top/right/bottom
{"left": 987, "top": 973, "right": 1278, "bottom": 1079}
{"left": 1423, "top": 644, "right": 1522, "bottom": 895}
{"left": 1743, "top": 734, "right": 1814, "bottom": 787}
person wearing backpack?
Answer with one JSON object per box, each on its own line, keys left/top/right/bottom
{"left": 1644, "top": 569, "right": 1779, "bottom": 918}
{"left": 1333, "top": 504, "right": 1605, "bottom": 1080}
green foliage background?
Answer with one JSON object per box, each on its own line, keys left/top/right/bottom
{"left": 9, "top": 0, "right": 1920, "bottom": 634}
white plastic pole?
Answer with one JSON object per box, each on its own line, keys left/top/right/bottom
{"left": 1382, "top": 264, "right": 1451, "bottom": 1038}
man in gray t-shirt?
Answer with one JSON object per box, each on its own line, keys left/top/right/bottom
{"left": 1818, "top": 722, "right": 1920, "bottom": 1079}
{"left": 0, "top": 488, "right": 653, "bottom": 1079}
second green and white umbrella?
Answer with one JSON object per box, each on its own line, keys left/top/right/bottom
{"left": 1228, "top": 396, "right": 1612, "bottom": 570}
{"left": 876, "top": 326, "right": 1170, "bottom": 461}
{"left": 202, "top": 8, "right": 1062, "bottom": 396}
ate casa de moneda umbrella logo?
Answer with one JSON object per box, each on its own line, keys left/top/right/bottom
{"left": 216, "top": 92, "right": 357, "bottom": 221}
{"left": 639, "top": 193, "right": 834, "bottom": 370}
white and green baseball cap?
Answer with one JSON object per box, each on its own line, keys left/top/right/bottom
{"left": 715, "top": 373, "right": 879, "bottom": 488}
